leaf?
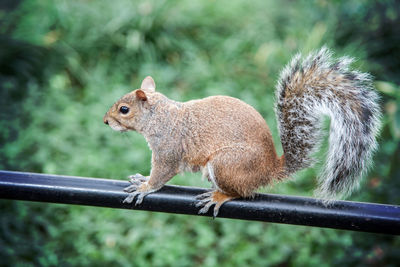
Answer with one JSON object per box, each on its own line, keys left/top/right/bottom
{"left": 394, "top": 104, "right": 400, "bottom": 138}
{"left": 375, "top": 81, "right": 399, "bottom": 98}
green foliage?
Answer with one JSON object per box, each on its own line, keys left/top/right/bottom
{"left": 0, "top": 0, "right": 399, "bottom": 266}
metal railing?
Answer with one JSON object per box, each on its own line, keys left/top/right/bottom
{"left": 0, "top": 170, "right": 399, "bottom": 235}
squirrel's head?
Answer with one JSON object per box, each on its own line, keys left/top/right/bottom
{"left": 103, "top": 76, "right": 156, "bottom": 132}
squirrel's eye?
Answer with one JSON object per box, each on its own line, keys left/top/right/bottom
{"left": 119, "top": 106, "right": 130, "bottom": 114}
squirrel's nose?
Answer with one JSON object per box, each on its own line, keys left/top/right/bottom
{"left": 104, "top": 118, "right": 109, "bottom": 125}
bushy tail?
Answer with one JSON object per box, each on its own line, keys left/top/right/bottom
{"left": 275, "top": 47, "right": 381, "bottom": 200}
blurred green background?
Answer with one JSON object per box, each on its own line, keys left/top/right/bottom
{"left": 1, "top": 0, "right": 399, "bottom": 266}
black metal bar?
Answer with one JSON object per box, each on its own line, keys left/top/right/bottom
{"left": 0, "top": 170, "right": 399, "bottom": 234}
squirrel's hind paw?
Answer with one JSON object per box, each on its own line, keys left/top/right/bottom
{"left": 195, "top": 191, "right": 235, "bottom": 218}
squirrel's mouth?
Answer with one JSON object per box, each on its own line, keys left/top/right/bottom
{"left": 106, "top": 118, "right": 130, "bottom": 132}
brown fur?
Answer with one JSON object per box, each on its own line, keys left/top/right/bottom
{"left": 104, "top": 76, "right": 285, "bottom": 213}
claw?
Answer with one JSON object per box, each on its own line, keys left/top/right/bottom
{"left": 128, "top": 173, "right": 145, "bottom": 179}
{"left": 195, "top": 191, "right": 212, "bottom": 200}
{"left": 213, "top": 201, "right": 224, "bottom": 219}
{"left": 124, "top": 184, "right": 139, "bottom": 193}
{"left": 195, "top": 197, "right": 213, "bottom": 208}
{"left": 123, "top": 191, "right": 150, "bottom": 206}
{"left": 122, "top": 173, "right": 153, "bottom": 206}
{"left": 128, "top": 180, "right": 142, "bottom": 187}
{"left": 195, "top": 190, "right": 235, "bottom": 218}
{"left": 135, "top": 192, "right": 147, "bottom": 205}
{"left": 123, "top": 192, "right": 139, "bottom": 203}
{"left": 128, "top": 173, "right": 148, "bottom": 184}
{"left": 198, "top": 201, "right": 217, "bottom": 214}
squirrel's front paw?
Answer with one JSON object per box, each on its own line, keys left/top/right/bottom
{"left": 123, "top": 174, "right": 153, "bottom": 206}
{"left": 128, "top": 173, "right": 149, "bottom": 184}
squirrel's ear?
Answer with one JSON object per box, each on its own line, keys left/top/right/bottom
{"left": 140, "top": 76, "right": 156, "bottom": 92}
{"left": 135, "top": 89, "right": 147, "bottom": 101}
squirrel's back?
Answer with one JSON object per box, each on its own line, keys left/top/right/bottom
{"left": 185, "top": 95, "right": 270, "bottom": 142}
{"left": 276, "top": 47, "right": 381, "bottom": 200}
{"left": 182, "top": 96, "right": 279, "bottom": 161}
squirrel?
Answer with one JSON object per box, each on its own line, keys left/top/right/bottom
{"left": 103, "top": 47, "right": 381, "bottom": 217}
